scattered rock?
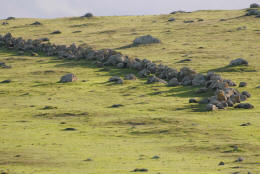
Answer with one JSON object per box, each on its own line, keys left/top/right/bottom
{"left": 109, "top": 76, "right": 123, "bottom": 84}
{"left": 151, "top": 155, "right": 160, "bottom": 159}
{"left": 234, "top": 157, "right": 244, "bottom": 162}
{"left": 206, "top": 104, "right": 218, "bottom": 111}
{"left": 50, "top": 30, "right": 61, "bottom": 34}
{"left": 2, "top": 22, "right": 8, "bottom": 25}
{"left": 189, "top": 99, "right": 198, "bottom": 103}
{"left": 133, "top": 35, "right": 161, "bottom": 45}
{"left": 0, "top": 62, "right": 11, "bottom": 68}
{"left": 131, "top": 168, "right": 148, "bottom": 172}
{"left": 198, "top": 19, "right": 204, "bottom": 22}
{"left": 110, "top": 104, "right": 124, "bottom": 108}
{"left": 218, "top": 161, "right": 225, "bottom": 166}
{"left": 168, "top": 78, "right": 179, "bottom": 87}
{"left": 250, "top": 3, "right": 260, "bottom": 8}
{"left": 72, "top": 31, "right": 82, "bottom": 33}
{"left": 178, "top": 59, "right": 192, "bottom": 63}
{"left": 63, "top": 128, "right": 77, "bottom": 131}
{"left": 84, "top": 158, "right": 92, "bottom": 161}
{"left": 184, "top": 20, "right": 194, "bottom": 23}
{"left": 240, "top": 122, "right": 251, "bottom": 126}
{"left": 30, "top": 21, "right": 42, "bottom": 25}
{"left": 241, "top": 91, "right": 251, "bottom": 98}
{"left": 239, "top": 82, "right": 247, "bottom": 87}
{"left": 59, "top": 73, "right": 78, "bottom": 83}
{"left": 42, "top": 106, "right": 57, "bottom": 110}
{"left": 146, "top": 75, "right": 167, "bottom": 84}
{"left": 234, "top": 103, "right": 254, "bottom": 109}
{"left": 168, "top": 18, "right": 175, "bottom": 22}
{"left": 0, "top": 79, "right": 11, "bottom": 83}
{"left": 230, "top": 58, "right": 248, "bottom": 66}
{"left": 82, "top": 13, "right": 94, "bottom": 18}
{"left": 124, "top": 74, "right": 137, "bottom": 80}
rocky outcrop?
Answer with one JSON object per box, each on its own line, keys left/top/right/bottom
{"left": 0, "top": 32, "right": 252, "bottom": 111}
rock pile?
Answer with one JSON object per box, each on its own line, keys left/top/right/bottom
{"left": 0, "top": 32, "right": 253, "bottom": 111}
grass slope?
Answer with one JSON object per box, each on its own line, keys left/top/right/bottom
{"left": 0, "top": 9, "right": 260, "bottom": 174}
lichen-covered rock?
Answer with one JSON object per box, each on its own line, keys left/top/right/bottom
{"left": 59, "top": 73, "right": 77, "bottom": 83}
{"left": 133, "top": 35, "right": 161, "bottom": 45}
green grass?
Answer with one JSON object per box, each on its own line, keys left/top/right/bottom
{"left": 0, "top": 9, "right": 260, "bottom": 174}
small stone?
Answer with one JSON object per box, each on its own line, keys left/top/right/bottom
{"left": 239, "top": 82, "right": 247, "bottom": 87}
{"left": 0, "top": 79, "right": 11, "bottom": 83}
{"left": 241, "top": 91, "right": 251, "bottom": 98}
{"left": 189, "top": 99, "right": 198, "bottom": 103}
{"left": 110, "top": 104, "right": 124, "bottom": 108}
{"left": 131, "top": 168, "right": 148, "bottom": 172}
{"left": 109, "top": 76, "right": 123, "bottom": 84}
{"left": 151, "top": 155, "right": 160, "bottom": 159}
{"left": 51, "top": 30, "right": 61, "bottom": 34}
{"left": 168, "top": 18, "right": 175, "bottom": 22}
{"left": 240, "top": 122, "right": 251, "bottom": 126}
{"left": 219, "top": 161, "right": 225, "bottom": 166}
{"left": 230, "top": 58, "right": 248, "bottom": 66}
{"left": 235, "top": 157, "right": 244, "bottom": 162}
{"left": 84, "top": 158, "right": 92, "bottom": 161}
{"left": 63, "top": 128, "right": 77, "bottom": 131}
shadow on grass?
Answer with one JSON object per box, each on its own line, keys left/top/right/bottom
{"left": 208, "top": 65, "right": 257, "bottom": 72}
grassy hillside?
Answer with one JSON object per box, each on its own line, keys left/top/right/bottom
{"left": 0, "top": 9, "right": 260, "bottom": 174}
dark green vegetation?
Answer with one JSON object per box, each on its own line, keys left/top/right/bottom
{"left": 0, "top": 8, "right": 260, "bottom": 174}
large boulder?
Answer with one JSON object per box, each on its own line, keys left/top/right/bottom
{"left": 59, "top": 73, "right": 77, "bottom": 83}
{"left": 229, "top": 58, "right": 248, "bottom": 66}
{"left": 133, "top": 35, "right": 161, "bottom": 45}
{"left": 105, "top": 54, "right": 125, "bottom": 66}
{"left": 206, "top": 104, "right": 218, "bottom": 111}
{"left": 245, "top": 9, "right": 260, "bottom": 16}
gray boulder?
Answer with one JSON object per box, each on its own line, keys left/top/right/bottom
{"left": 59, "top": 73, "right": 77, "bottom": 83}
{"left": 241, "top": 91, "right": 251, "bottom": 98}
{"left": 246, "top": 9, "right": 260, "bottom": 16}
{"left": 229, "top": 58, "right": 248, "bottom": 66}
{"left": 239, "top": 82, "right": 247, "bottom": 87}
{"left": 235, "top": 103, "right": 254, "bottom": 109}
{"left": 133, "top": 35, "right": 161, "bottom": 45}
